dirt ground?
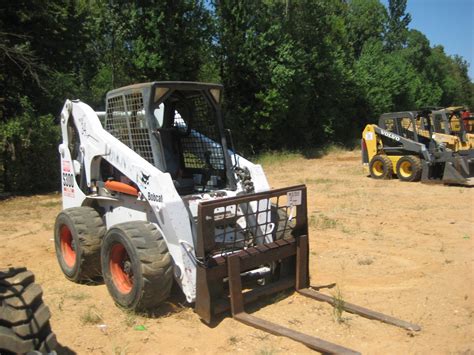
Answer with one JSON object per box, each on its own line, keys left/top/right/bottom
{"left": 0, "top": 149, "right": 472, "bottom": 354}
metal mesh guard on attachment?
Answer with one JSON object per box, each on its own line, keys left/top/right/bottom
{"left": 196, "top": 186, "right": 307, "bottom": 260}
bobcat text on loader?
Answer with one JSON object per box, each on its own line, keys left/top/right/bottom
{"left": 55, "top": 82, "right": 420, "bottom": 354}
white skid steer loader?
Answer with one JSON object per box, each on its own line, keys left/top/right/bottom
{"left": 55, "top": 82, "right": 419, "bottom": 354}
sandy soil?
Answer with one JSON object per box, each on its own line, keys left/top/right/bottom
{"left": 0, "top": 149, "right": 472, "bottom": 355}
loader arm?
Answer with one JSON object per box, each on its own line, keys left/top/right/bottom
{"left": 59, "top": 99, "right": 200, "bottom": 301}
{"left": 372, "top": 125, "right": 432, "bottom": 161}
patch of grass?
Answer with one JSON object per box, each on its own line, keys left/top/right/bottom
{"left": 357, "top": 257, "right": 374, "bottom": 265}
{"left": 251, "top": 333, "right": 270, "bottom": 341}
{"left": 256, "top": 347, "right": 277, "bottom": 355}
{"left": 114, "top": 345, "right": 128, "bottom": 355}
{"left": 39, "top": 200, "right": 61, "bottom": 208}
{"left": 324, "top": 143, "right": 350, "bottom": 155}
{"left": 80, "top": 307, "right": 103, "bottom": 325}
{"left": 228, "top": 336, "right": 240, "bottom": 346}
{"left": 341, "top": 224, "right": 355, "bottom": 235}
{"left": 342, "top": 166, "right": 364, "bottom": 176}
{"left": 124, "top": 310, "right": 137, "bottom": 328}
{"left": 299, "top": 177, "right": 337, "bottom": 185}
{"left": 288, "top": 318, "right": 302, "bottom": 326}
{"left": 302, "top": 143, "right": 352, "bottom": 159}
{"left": 41, "top": 223, "right": 54, "bottom": 231}
{"left": 57, "top": 296, "right": 64, "bottom": 312}
{"left": 70, "top": 291, "right": 90, "bottom": 301}
{"left": 253, "top": 150, "right": 301, "bottom": 166}
{"left": 332, "top": 286, "right": 346, "bottom": 324}
{"left": 315, "top": 214, "right": 338, "bottom": 229}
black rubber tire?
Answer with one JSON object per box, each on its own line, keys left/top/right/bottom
{"left": 369, "top": 155, "right": 393, "bottom": 179}
{"left": 396, "top": 155, "right": 422, "bottom": 182}
{"left": 0, "top": 268, "right": 57, "bottom": 354}
{"left": 101, "top": 221, "right": 173, "bottom": 312}
{"left": 54, "top": 207, "right": 106, "bottom": 282}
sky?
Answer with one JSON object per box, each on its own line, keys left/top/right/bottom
{"left": 382, "top": 0, "right": 474, "bottom": 80}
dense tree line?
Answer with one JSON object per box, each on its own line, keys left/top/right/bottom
{"left": 0, "top": 0, "right": 472, "bottom": 193}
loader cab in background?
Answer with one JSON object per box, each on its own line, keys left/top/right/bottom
{"left": 104, "top": 82, "right": 236, "bottom": 195}
{"left": 431, "top": 107, "right": 470, "bottom": 140}
{"left": 417, "top": 107, "right": 474, "bottom": 153}
{"left": 378, "top": 111, "right": 432, "bottom": 149}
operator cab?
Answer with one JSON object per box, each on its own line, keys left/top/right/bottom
{"left": 379, "top": 111, "right": 432, "bottom": 149}
{"left": 104, "top": 82, "right": 235, "bottom": 195}
{"left": 430, "top": 107, "right": 469, "bottom": 141}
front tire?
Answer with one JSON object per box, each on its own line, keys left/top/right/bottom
{"left": 396, "top": 155, "right": 422, "bottom": 182}
{"left": 369, "top": 155, "right": 393, "bottom": 180}
{"left": 101, "top": 221, "right": 173, "bottom": 312}
{"left": 54, "top": 207, "right": 105, "bottom": 282}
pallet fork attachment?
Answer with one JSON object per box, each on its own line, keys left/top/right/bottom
{"left": 195, "top": 186, "right": 420, "bottom": 354}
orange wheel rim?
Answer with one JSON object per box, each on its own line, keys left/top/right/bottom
{"left": 110, "top": 243, "right": 133, "bottom": 294}
{"left": 60, "top": 225, "right": 76, "bottom": 268}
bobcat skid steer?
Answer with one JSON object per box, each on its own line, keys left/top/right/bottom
{"left": 56, "top": 82, "right": 419, "bottom": 354}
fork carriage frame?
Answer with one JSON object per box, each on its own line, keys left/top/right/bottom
{"left": 195, "top": 185, "right": 310, "bottom": 323}
{"left": 194, "top": 185, "right": 420, "bottom": 354}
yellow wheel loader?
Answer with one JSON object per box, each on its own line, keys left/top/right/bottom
{"left": 361, "top": 111, "right": 474, "bottom": 185}
{"left": 428, "top": 107, "right": 474, "bottom": 151}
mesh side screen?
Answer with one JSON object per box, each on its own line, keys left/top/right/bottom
{"left": 178, "top": 94, "right": 225, "bottom": 171}
{"left": 105, "top": 95, "right": 129, "bottom": 146}
{"left": 209, "top": 194, "right": 298, "bottom": 257}
{"left": 105, "top": 93, "right": 154, "bottom": 164}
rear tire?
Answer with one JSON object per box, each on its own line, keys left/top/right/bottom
{"left": 369, "top": 155, "right": 393, "bottom": 179}
{"left": 396, "top": 155, "right": 422, "bottom": 182}
{"left": 101, "top": 221, "right": 173, "bottom": 312}
{"left": 54, "top": 207, "right": 105, "bottom": 282}
{"left": 0, "top": 268, "right": 57, "bottom": 354}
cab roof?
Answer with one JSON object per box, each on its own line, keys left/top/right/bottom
{"left": 107, "top": 81, "right": 223, "bottom": 96}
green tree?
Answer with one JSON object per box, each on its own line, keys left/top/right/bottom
{"left": 216, "top": 0, "right": 358, "bottom": 151}
{"left": 355, "top": 40, "right": 407, "bottom": 117}
{"left": 1, "top": 98, "right": 59, "bottom": 192}
{"left": 346, "top": 0, "right": 387, "bottom": 58}
{"left": 426, "top": 46, "right": 473, "bottom": 107}
{"left": 127, "top": 0, "right": 213, "bottom": 81}
{"left": 216, "top": 0, "right": 278, "bottom": 152}
{"left": 385, "top": 0, "right": 411, "bottom": 51}
{"left": 0, "top": 0, "right": 91, "bottom": 192}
